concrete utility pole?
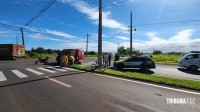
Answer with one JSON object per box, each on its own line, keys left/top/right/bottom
{"left": 86, "top": 33, "right": 90, "bottom": 58}
{"left": 130, "top": 11, "right": 133, "bottom": 55}
{"left": 98, "top": 0, "right": 102, "bottom": 65}
{"left": 21, "top": 27, "right": 25, "bottom": 45}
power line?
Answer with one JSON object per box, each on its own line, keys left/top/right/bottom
{"left": 0, "top": 22, "right": 21, "bottom": 31}
{"left": 134, "top": 19, "right": 200, "bottom": 27}
{"left": 25, "top": 0, "right": 56, "bottom": 26}
{"left": 102, "top": 0, "right": 130, "bottom": 8}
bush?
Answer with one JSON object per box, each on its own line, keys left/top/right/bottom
{"left": 153, "top": 50, "right": 162, "bottom": 55}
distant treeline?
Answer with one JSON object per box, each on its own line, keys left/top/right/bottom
{"left": 26, "top": 47, "right": 60, "bottom": 54}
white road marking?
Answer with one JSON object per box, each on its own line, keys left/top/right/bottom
{"left": 155, "top": 68, "right": 177, "bottom": 72}
{"left": 93, "top": 73, "right": 200, "bottom": 96}
{"left": 47, "top": 66, "right": 67, "bottom": 72}
{"left": 0, "top": 71, "right": 7, "bottom": 81}
{"left": 45, "top": 76, "right": 71, "bottom": 88}
{"left": 11, "top": 70, "right": 28, "bottom": 78}
{"left": 37, "top": 67, "right": 56, "bottom": 73}
{"left": 26, "top": 68, "right": 44, "bottom": 75}
{"left": 64, "top": 68, "right": 80, "bottom": 71}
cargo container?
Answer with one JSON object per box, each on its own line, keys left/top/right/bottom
{"left": 0, "top": 44, "right": 25, "bottom": 59}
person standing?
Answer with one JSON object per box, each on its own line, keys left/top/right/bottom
{"left": 114, "top": 53, "right": 120, "bottom": 62}
{"left": 104, "top": 53, "right": 109, "bottom": 67}
{"left": 60, "top": 53, "right": 64, "bottom": 67}
{"left": 108, "top": 53, "right": 111, "bottom": 66}
{"left": 63, "top": 54, "right": 69, "bottom": 67}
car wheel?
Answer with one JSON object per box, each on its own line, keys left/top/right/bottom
{"left": 141, "top": 66, "right": 148, "bottom": 72}
{"left": 117, "top": 64, "right": 123, "bottom": 70}
{"left": 189, "top": 65, "right": 198, "bottom": 71}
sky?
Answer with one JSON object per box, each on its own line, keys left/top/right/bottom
{"left": 0, "top": 0, "right": 200, "bottom": 53}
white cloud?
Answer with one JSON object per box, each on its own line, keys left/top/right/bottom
{"left": 45, "top": 29, "right": 75, "bottom": 38}
{"left": 27, "top": 27, "right": 76, "bottom": 39}
{"left": 29, "top": 33, "right": 63, "bottom": 41}
{"left": 59, "top": 0, "right": 127, "bottom": 31}
{"left": 120, "top": 29, "right": 200, "bottom": 53}
{"left": 116, "top": 36, "right": 129, "bottom": 40}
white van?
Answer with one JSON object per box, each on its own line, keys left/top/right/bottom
{"left": 178, "top": 53, "right": 200, "bottom": 70}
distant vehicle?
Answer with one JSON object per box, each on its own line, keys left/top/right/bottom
{"left": 178, "top": 53, "right": 200, "bottom": 71}
{"left": 0, "top": 44, "right": 25, "bottom": 60}
{"left": 57, "top": 48, "right": 85, "bottom": 64}
{"left": 113, "top": 56, "right": 156, "bottom": 71}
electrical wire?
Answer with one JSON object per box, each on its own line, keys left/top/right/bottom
{"left": 0, "top": 22, "right": 21, "bottom": 31}
{"left": 134, "top": 19, "right": 200, "bottom": 27}
{"left": 102, "top": 0, "right": 131, "bottom": 8}
{"left": 25, "top": 0, "right": 56, "bottom": 26}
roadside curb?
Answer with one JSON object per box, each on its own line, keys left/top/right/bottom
{"left": 69, "top": 66, "right": 200, "bottom": 91}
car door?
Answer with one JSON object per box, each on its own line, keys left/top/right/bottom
{"left": 124, "top": 58, "right": 133, "bottom": 68}
{"left": 124, "top": 57, "right": 143, "bottom": 68}
{"left": 184, "top": 54, "right": 199, "bottom": 67}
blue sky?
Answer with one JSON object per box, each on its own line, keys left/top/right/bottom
{"left": 0, "top": 0, "right": 200, "bottom": 53}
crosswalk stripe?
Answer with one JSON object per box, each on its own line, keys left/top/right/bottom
{"left": 26, "top": 68, "right": 44, "bottom": 75}
{"left": 11, "top": 70, "right": 28, "bottom": 78}
{"left": 47, "top": 66, "right": 67, "bottom": 72}
{"left": 63, "top": 68, "right": 80, "bottom": 71}
{"left": 0, "top": 71, "right": 7, "bottom": 81}
{"left": 37, "top": 67, "right": 56, "bottom": 73}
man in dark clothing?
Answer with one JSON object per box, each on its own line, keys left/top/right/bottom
{"left": 114, "top": 53, "right": 120, "bottom": 62}
{"left": 108, "top": 54, "right": 111, "bottom": 66}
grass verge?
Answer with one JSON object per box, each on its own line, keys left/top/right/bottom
{"left": 70, "top": 64, "right": 200, "bottom": 91}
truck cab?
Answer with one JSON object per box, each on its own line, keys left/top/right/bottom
{"left": 178, "top": 52, "right": 200, "bottom": 71}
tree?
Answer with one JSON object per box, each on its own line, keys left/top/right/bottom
{"left": 153, "top": 50, "right": 162, "bottom": 55}
{"left": 89, "top": 51, "right": 96, "bottom": 55}
{"left": 118, "top": 46, "right": 127, "bottom": 56}
{"left": 35, "top": 47, "right": 46, "bottom": 53}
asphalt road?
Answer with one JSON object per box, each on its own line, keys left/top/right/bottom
{"left": 83, "top": 57, "right": 200, "bottom": 80}
{"left": 0, "top": 59, "right": 200, "bottom": 112}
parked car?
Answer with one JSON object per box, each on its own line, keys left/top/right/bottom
{"left": 113, "top": 56, "right": 156, "bottom": 71}
{"left": 178, "top": 53, "right": 200, "bottom": 71}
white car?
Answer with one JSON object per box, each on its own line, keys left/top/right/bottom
{"left": 178, "top": 53, "right": 200, "bottom": 71}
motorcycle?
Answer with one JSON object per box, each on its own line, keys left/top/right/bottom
{"left": 35, "top": 57, "right": 49, "bottom": 64}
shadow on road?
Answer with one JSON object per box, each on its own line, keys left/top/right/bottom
{"left": 177, "top": 68, "right": 200, "bottom": 75}
{"left": 110, "top": 68, "right": 154, "bottom": 74}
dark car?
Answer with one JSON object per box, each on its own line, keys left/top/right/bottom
{"left": 113, "top": 56, "right": 156, "bottom": 71}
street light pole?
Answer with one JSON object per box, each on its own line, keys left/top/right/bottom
{"left": 86, "top": 33, "right": 90, "bottom": 58}
{"left": 130, "top": 11, "right": 133, "bottom": 55}
{"left": 98, "top": 0, "right": 102, "bottom": 65}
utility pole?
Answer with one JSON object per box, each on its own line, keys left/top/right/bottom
{"left": 130, "top": 11, "right": 133, "bottom": 55}
{"left": 21, "top": 27, "right": 25, "bottom": 45}
{"left": 98, "top": 0, "right": 102, "bottom": 65}
{"left": 86, "top": 33, "right": 90, "bottom": 58}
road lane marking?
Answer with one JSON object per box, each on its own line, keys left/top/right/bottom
{"left": 47, "top": 66, "right": 67, "bottom": 72}
{"left": 45, "top": 76, "right": 71, "bottom": 88}
{"left": 26, "top": 68, "right": 44, "bottom": 75}
{"left": 11, "top": 70, "right": 28, "bottom": 78}
{"left": 155, "top": 68, "right": 177, "bottom": 72}
{"left": 37, "top": 67, "right": 56, "bottom": 73}
{"left": 63, "top": 68, "right": 80, "bottom": 71}
{"left": 0, "top": 71, "right": 7, "bottom": 81}
{"left": 93, "top": 73, "right": 200, "bottom": 96}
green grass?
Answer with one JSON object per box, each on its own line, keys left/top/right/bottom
{"left": 25, "top": 53, "right": 57, "bottom": 59}
{"left": 70, "top": 64, "right": 200, "bottom": 90}
{"left": 150, "top": 54, "right": 184, "bottom": 63}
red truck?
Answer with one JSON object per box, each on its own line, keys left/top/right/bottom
{"left": 57, "top": 48, "right": 85, "bottom": 64}
{"left": 0, "top": 44, "right": 25, "bottom": 59}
